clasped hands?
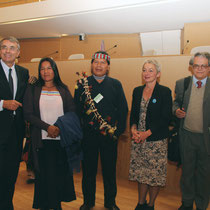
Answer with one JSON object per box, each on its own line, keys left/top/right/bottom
{"left": 47, "top": 125, "right": 60, "bottom": 138}
{"left": 131, "top": 126, "right": 151, "bottom": 143}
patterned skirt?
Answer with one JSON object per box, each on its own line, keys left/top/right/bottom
{"left": 129, "top": 139, "right": 167, "bottom": 187}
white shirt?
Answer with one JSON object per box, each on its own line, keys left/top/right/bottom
{"left": 0, "top": 59, "right": 18, "bottom": 111}
{"left": 40, "top": 90, "right": 64, "bottom": 140}
{"left": 193, "top": 75, "right": 207, "bottom": 87}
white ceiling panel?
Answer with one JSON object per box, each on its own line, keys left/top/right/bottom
{"left": 0, "top": 0, "right": 209, "bottom": 39}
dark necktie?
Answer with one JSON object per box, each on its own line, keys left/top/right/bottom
{"left": 8, "top": 68, "right": 14, "bottom": 97}
{"left": 196, "top": 80, "right": 202, "bottom": 88}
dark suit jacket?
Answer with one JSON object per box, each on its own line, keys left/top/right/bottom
{"left": 173, "top": 76, "right": 210, "bottom": 155}
{"left": 23, "top": 83, "right": 75, "bottom": 171}
{"left": 130, "top": 82, "right": 172, "bottom": 141}
{"left": 0, "top": 62, "right": 29, "bottom": 145}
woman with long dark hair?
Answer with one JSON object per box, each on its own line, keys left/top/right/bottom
{"left": 23, "top": 57, "right": 76, "bottom": 210}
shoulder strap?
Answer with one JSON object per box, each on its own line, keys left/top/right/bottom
{"left": 180, "top": 76, "right": 191, "bottom": 108}
{"left": 183, "top": 76, "right": 191, "bottom": 91}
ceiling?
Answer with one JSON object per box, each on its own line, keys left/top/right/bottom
{"left": 0, "top": 0, "right": 210, "bottom": 39}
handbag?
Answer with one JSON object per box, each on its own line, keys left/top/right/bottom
{"left": 168, "top": 117, "right": 181, "bottom": 163}
{"left": 168, "top": 76, "right": 191, "bottom": 164}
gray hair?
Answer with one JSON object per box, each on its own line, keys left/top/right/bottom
{"left": 0, "top": 36, "right": 20, "bottom": 51}
{"left": 142, "top": 59, "right": 161, "bottom": 73}
{"left": 189, "top": 52, "right": 210, "bottom": 66}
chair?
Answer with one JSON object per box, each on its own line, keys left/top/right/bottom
{"left": 68, "top": 54, "right": 84, "bottom": 60}
{"left": 30, "top": 58, "right": 41, "bottom": 62}
{"left": 190, "top": 46, "right": 210, "bottom": 55}
{"left": 143, "top": 49, "right": 157, "bottom": 56}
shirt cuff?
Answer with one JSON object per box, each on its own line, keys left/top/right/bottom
{"left": 0, "top": 100, "right": 4, "bottom": 111}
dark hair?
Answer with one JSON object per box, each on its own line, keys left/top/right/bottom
{"left": 91, "top": 51, "right": 110, "bottom": 65}
{"left": 38, "top": 57, "right": 67, "bottom": 89}
{"left": 189, "top": 52, "right": 210, "bottom": 66}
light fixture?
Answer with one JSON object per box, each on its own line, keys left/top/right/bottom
{"left": 61, "top": 34, "right": 69, "bottom": 37}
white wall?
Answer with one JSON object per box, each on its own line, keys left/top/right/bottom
{"left": 140, "top": 30, "right": 181, "bottom": 55}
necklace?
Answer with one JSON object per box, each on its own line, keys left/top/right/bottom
{"left": 76, "top": 72, "right": 117, "bottom": 140}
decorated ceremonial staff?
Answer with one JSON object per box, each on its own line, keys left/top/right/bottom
{"left": 74, "top": 50, "right": 128, "bottom": 210}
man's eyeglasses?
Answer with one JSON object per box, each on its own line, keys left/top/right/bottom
{"left": 192, "top": 64, "right": 209, "bottom": 70}
{"left": 0, "top": 45, "right": 18, "bottom": 52}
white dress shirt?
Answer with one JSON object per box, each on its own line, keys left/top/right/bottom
{"left": 193, "top": 75, "right": 207, "bottom": 87}
{"left": 0, "top": 59, "right": 18, "bottom": 111}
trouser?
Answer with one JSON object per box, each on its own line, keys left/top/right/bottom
{"left": 81, "top": 130, "right": 118, "bottom": 207}
{"left": 180, "top": 129, "right": 210, "bottom": 210}
{"left": 0, "top": 118, "right": 22, "bottom": 210}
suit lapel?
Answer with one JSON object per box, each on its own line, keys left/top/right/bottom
{"left": 34, "top": 85, "right": 42, "bottom": 113}
{"left": 203, "top": 77, "right": 210, "bottom": 139}
{"left": 148, "top": 82, "right": 159, "bottom": 109}
{"left": 15, "top": 65, "right": 21, "bottom": 100}
{"left": 203, "top": 77, "right": 210, "bottom": 104}
{"left": 0, "top": 63, "right": 13, "bottom": 98}
{"left": 183, "top": 77, "right": 193, "bottom": 111}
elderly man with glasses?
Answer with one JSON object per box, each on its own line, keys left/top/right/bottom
{"left": 173, "top": 52, "right": 210, "bottom": 210}
{"left": 0, "top": 36, "right": 29, "bottom": 210}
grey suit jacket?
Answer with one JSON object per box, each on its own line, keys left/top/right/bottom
{"left": 173, "top": 76, "right": 210, "bottom": 155}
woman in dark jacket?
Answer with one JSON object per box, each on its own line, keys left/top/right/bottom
{"left": 129, "top": 59, "right": 172, "bottom": 210}
{"left": 23, "top": 57, "right": 76, "bottom": 210}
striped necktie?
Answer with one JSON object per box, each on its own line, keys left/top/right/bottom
{"left": 196, "top": 80, "right": 202, "bottom": 88}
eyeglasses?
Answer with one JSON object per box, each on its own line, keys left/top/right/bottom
{"left": 1, "top": 45, "right": 18, "bottom": 52}
{"left": 192, "top": 64, "right": 209, "bottom": 69}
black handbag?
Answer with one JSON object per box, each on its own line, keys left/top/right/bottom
{"left": 168, "top": 76, "right": 191, "bottom": 164}
{"left": 168, "top": 117, "right": 181, "bottom": 163}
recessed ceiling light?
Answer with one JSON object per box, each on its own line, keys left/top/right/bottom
{"left": 61, "top": 34, "right": 69, "bottom": 37}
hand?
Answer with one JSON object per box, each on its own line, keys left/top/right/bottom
{"left": 131, "top": 126, "right": 141, "bottom": 142}
{"left": 133, "top": 130, "right": 152, "bottom": 144}
{"left": 175, "top": 108, "right": 186, "bottom": 118}
{"left": 28, "top": 76, "right": 38, "bottom": 85}
{"left": 47, "top": 125, "right": 60, "bottom": 138}
{"left": 3, "top": 100, "right": 22, "bottom": 111}
{"left": 139, "top": 130, "right": 152, "bottom": 142}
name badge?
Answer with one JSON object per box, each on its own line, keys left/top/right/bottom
{"left": 94, "top": 93, "right": 103, "bottom": 103}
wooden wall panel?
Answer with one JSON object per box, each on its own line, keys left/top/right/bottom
{"left": 18, "top": 33, "right": 142, "bottom": 62}
{"left": 60, "top": 34, "right": 142, "bottom": 60}
{"left": 19, "top": 38, "right": 60, "bottom": 62}
{"left": 183, "top": 21, "right": 210, "bottom": 54}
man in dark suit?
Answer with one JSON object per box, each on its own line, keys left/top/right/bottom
{"left": 0, "top": 36, "right": 29, "bottom": 210}
{"left": 173, "top": 52, "right": 210, "bottom": 210}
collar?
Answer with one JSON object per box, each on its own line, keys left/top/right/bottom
{"left": 1, "top": 59, "right": 15, "bottom": 72}
{"left": 93, "top": 74, "right": 106, "bottom": 81}
{"left": 193, "top": 75, "right": 207, "bottom": 87}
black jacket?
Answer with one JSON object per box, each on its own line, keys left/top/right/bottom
{"left": 74, "top": 75, "right": 128, "bottom": 138}
{"left": 130, "top": 82, "right": 172, "bottom": 141}
{"left": 0, "top": 63, "right": 29, "bottom": 143}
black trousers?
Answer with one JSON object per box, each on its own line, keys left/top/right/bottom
{"left": 0, "top": 117, "right": 22, "bottom": 210}
{"left": 81, "top": 130, "right": 118, "bottom": 208}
